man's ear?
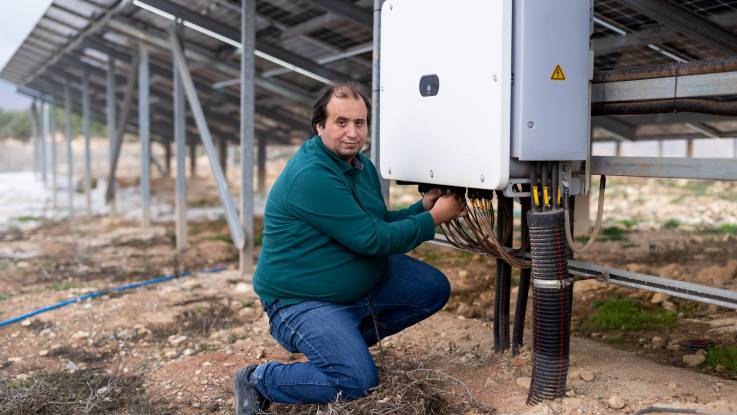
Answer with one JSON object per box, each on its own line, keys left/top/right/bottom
{"left": 315, "top": 124, "right": 324, "bottom": 136}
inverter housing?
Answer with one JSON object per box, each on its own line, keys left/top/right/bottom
{"left": 379, "top": 0, "right": 592, "bottom": 190}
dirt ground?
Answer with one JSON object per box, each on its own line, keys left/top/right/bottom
{"left": 2, "top": 170, "right": 737, "bottom": 414}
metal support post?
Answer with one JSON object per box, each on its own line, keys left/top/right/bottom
{"left": 615, "top": 141, "right": 622, "bottom": 157}
{"left": 169, "top": 29, "right": 244, "bottom": 248}
{"left": 174, "top": 34, "right": 188, "bottom": 252}
{"left": 105, "top": 55, "right": 139, "bottom": 208}
{"left": 687, "top": 139, "right": 694, "bottom": 158}
{"left": 139, "top": 42, "right": 151, "bottom": 227}
{"left": 30, "top": 101, "right": 39, "bottom": 176}
{"left": 658, "top": 139, "right": 663, "bottom": 157}
{"left": 257, "top": 137, "right": 266, "bottom": 197}
{"left": 64, "top": 78, "right": 74, "bottom": 215}
{"left": 41, "top": 102, "right": 49, "bottom": 183}
{"left": 82, "top": 70, "right": 92, "bottom": 215}
{"left": 371, "top": 0, "right": 389, "bottom": 202}
{"left": 50, "top": 102, "right": 58, "bottom": 208}
{"left": 106, "top": 57, "right": 117, "bottom": 215}
{"left": 240, "top": 0, "right": 256, "bottom": 273}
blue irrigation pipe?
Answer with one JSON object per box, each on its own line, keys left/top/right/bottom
{"left": 0, "top": 266, "right": 226, "bottom": 328}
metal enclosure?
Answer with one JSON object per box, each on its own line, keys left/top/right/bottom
{"left": 379, "top": 0, "right": 513, "bottom": 190}
{"left": 512, "top": 0, "right": 592, "bottom": 161}
{"left": 379, "top": 0, "right": 591, "bottom": 190}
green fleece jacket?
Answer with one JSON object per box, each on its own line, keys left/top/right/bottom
{"left": 253, "top": 136, "right": 436, "bottom": 305}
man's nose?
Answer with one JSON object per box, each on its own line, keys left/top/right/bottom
{"left": 345, "top": 123, "right": 358, "bottom": 138}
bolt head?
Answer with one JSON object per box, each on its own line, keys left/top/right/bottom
{"left": 527, "top": 121, "right": 535, "bottom": 129}
{"left": 429, "top": 170, "right": 434, "bottom": 178}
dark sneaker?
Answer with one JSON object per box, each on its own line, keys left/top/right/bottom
{"left": 233, "top": 365, "right": 270, "bottom": 415}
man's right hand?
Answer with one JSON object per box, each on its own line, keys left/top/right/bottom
{"left": 429, "top": 193, "right": 467, "bottom": 226}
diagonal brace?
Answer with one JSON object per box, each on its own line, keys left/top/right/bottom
{"left": 169, "top": 29, "right": 245, "bottom": 250}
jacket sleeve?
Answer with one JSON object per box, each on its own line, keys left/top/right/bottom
{"left": 286, "top": 166, "right": 435, "bottom": 256}
{"left": 384, "top": 199, "right": 427, "bottom": 223}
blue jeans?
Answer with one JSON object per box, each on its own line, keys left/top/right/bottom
{"left": 251, "top": 254, "right": 450, "bottom": 404}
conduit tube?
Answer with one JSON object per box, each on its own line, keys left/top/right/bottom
{"left": 0, "top": 267, "right": 225, "bottom": 328}
{"left": 493, "top": 191, "right": 513, "bottom": 352}
{"left": 526, "top": 209, "right": 573, "bottom": 405}
{"left": 512, "top": 187, "right": 532, "bottom": 355}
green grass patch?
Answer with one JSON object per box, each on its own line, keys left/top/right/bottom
{"left": 701, "top": 223, "right": 737, "bottom": 235}
{"left": 13, "top": 215, "right": 42, "bottom": 223}
{"left": 599, "top": 226, "right": 629, "bottom": 242}
{"left": 706, "top": 346, "right": 737, "bottom": 374}
{"left": 584, "top": 297, "right": 677, "bottom": 331}
{"left": 207, "top": 234, "right": 232, "bottom": 244}
{"left": 663, "top": 219, "right": 681, "bottom": 230}
{"left": 52, "top": 281, "right": 80, "bottom": 291}
{"left": 0, "top": 292, "right": 8, "bottom": 301}
{"left": 676, "top": 181, "right": 708, "bottom": 196}
{"left": 709, "top": 223, "right": 737, "bottom": 235}
{"left": 618, "top": 218, "right": 639, "bottom": 229}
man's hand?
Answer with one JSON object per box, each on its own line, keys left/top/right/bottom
{"left": 422, "top": 188, "right": 443, "bottom": 211}
{"left": 429, "top": 193, "right": 467, "bottom": 226}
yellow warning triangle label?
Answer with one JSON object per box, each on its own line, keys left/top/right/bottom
{"left": 550, "top": 64, "right": 566, "bottom": 80}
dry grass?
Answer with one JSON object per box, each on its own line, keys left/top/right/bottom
{"left": 269, "top": 356, "right": 495, "bottom": 415}
{"left": 0, "top": 369, "right": 171, "bottom": 415}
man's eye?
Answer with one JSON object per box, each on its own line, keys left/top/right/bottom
{"left": 355, "top": 121, "right": 365, "bottom": 127}
{"left": 337, "top": 120, "right": 346, "bottom": 126}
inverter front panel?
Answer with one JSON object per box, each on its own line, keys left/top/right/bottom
{"left": 379, "top": 0, "right": 512, "bottom": 190}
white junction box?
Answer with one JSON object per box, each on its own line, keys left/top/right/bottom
{"left": 379, "top": 0, "right": 592, "bottom": 190}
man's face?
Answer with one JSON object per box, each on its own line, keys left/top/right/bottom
{"left": 316, "top": 95, "right": 368, "bottom": 163}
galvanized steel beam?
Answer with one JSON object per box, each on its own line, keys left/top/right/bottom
{"left": 139, "top": 42, "right": 151, "bottom": 227}
{"left": 592, "top": 71, "right": 737, "bottom": 102}
{"left": 169, "top": 29, "right": 245, "bottom": 250}
{"left": 64, "top": 77, "right": 74, "bottom": 215}
{"left": 590, "top": 156, "right": 737, "bottom": 181}
{"left": 240, "top": 0, "right": 256, "bottom": 273}
{"left": 134, "top": 0, "right": 347, "bottom": 83}
{"left": 173, "top": 31, "right": 188, "bottom": 252}
{"left": 82, "top": 71, "right": 92, "bottom": 215}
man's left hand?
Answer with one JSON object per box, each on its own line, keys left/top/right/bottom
{"left": 422, "top": 188, "right": 443, "bottom": 211}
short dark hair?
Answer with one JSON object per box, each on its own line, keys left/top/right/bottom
{"left": 311, "top": 82, "right": 371, "bottom": 135}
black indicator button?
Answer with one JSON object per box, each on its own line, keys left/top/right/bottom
{"left": 419, "top": 74, "right": 439, "bottom": 97}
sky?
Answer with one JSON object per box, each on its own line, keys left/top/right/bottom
{"left": 0, "top": 1, "right": 53, "bottom": 111}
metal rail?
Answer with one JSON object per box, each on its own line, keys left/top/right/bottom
{"left": 591, "top": 156, "right": 737, "bottom": 181}
{"left": 429, "top": 236, "right": 737, "bottom": 310}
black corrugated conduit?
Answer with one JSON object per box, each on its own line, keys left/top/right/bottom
{"left": 512, "top": 185, "right": 532, "bottom": 356}
{"left": 494, "top": 191, "right": 513, "bottom": 352}
{"left": 526, "top": 208, "right": 573, "bottom": 405}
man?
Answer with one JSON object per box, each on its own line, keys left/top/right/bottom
{"left": 234, "top": 82, "right": 466, "bottom": 414}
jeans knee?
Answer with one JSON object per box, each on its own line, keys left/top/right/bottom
{"left": 337, "top": 366, "right": 377, "bottom": 400}
{"left": 428, "top": 269, "right": 451, "bottom": 311}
